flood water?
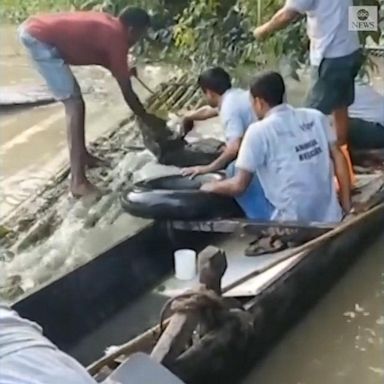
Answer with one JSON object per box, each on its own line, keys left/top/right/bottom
{"left": 1, "top": 21, "right": 384, "bottom": 384}
{"left": 0, "top": 24, "right": 170, "bottom": 220}
{"left": 243, "top": 235, "right": 384, "bottom": 384}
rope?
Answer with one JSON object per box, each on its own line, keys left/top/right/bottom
{"left": 158, "top": 287, "right": 228, "bottom": 334}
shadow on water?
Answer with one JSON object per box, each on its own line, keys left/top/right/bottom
{"left": 70, "top": 291, "right": 168, "bottom": 364}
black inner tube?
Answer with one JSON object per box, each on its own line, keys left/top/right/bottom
{"left": 121, "top": 173, "right": 244, "bottom": 220}
{"left": 135, "top": 173, "right": 224, "bottom": 191}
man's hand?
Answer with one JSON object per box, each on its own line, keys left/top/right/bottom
{"left": 253, "top": 8, "right": 300, "bottom": 41}
{"left": 182, "top": 165, "right": 211, "bottom": 178}
{"left": 181, "top": 117, "right": 194, "bottom": 137}
{"left": 253, "top": 24, "right": 270, "bottom": 41}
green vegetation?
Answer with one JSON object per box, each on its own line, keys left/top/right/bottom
{"left": 1, "top": 0, "right": 382, "bottom": 76}
{"left": 1, "top": 0, "right": 65, "bottom": 22}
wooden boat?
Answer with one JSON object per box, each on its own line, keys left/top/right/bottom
{"left": 9, "top": 53, "right": 384, "bottom": 382}
{"left": 12, "top": 171, "right": 384, "bottom": 383}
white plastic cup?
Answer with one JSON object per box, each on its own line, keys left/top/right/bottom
{"left": 174, "top": 249, "right": 197, "bottom": 281}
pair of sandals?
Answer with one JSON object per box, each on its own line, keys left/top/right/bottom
{"left": 245, "top": 230, "right": 303, "bottom": 257}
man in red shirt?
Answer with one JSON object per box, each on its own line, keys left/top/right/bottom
{"left": 19, "top": 7, "right": 164, "bottom": 197}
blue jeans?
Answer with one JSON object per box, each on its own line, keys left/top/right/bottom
{"left": 226, "top": 162, "right": 273, "bottom": 220}
{"left": 18, "top": 25, "right": 80, "bottom": 101}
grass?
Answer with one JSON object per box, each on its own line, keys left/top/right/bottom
{"left": 0, "top": 0, "right": 74, "bottom": 22}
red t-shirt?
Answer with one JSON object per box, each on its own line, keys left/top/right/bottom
{"left": 26, "top": 12, "right": 131, "bottom": 81}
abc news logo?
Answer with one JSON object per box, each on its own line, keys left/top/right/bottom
{"left": 349, "top": 6, "right": 378, "bottom": 31}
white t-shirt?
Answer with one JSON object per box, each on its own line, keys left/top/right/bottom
{"left": 219, "top": 88, "right": 257, "bottom": 143}
{"left": 349, "top": 84, "right": 384, "bottom": 126}
{"left": 236, "top": 104, "right": 342, "bottom": 223}
{"left": 285, "top": 0, "right": 360, "bottom": 66}
{"left": 0, "top": 304, "right": 54, "bottom": 359}
{"left": 0, "top": 304, "right": 96, "bottom": 384}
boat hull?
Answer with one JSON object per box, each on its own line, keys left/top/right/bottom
{"left": 87, "top": 203, "right": 384, "bottom": 383}
{"left": 169, "top": 204, "right": 384, "bottom": 384}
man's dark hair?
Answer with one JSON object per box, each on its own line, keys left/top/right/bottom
{"left": 198, "top": 67, "right": 232, "bottom": 95}
{"left": 250, "top": 71, "right": 285, "bottom": 107}
{"left": 119, "top": 7, "right": 151, "bottom": 30}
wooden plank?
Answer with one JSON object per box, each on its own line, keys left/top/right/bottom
{"left": 0, "top": 84, "right": 92, "bottom": 108}
{"left": 170, "top": 218, "right": 334, "bottom": 235}
{"left": 0, "top": 85, "right": 55, "bottom": 107}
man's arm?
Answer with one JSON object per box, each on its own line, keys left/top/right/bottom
{"left": 205, "top": 139, "right": 241, "bottom": 172}
{"left": 201, "top": 169, "right": 253, "bottom": 196}
{"left": 182, "top": 139, "right": 240, "bottom": 177}
{"left": 322, "top": 113, "right": 352, "bottom": 213}
{"left": 182, "top": 106, "right": 219, "bottom": 136}
{"left": 117, "top": 76, "right": 167, "bottom": 129}
{"left": 117, "top": 76, "right": 148, "bottom": 118}
{"left": 330, "top": 143, "right": 351, "bottom": 214}
{"left": 185, "top": 106, "right": 219, "bottom": 121}
{"left": 182, "top": 113, "right": 245, "bottom": 177}
{"left": 201, "top": 122, "right": 265, "bottom": 194}
{"left": 253, "top": 0, "right": 316, "bottom": 41}
{"left": 253, "top": 7, "right": 300, "bottom": 40}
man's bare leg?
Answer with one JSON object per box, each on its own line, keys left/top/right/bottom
{"left": 332, "top": 106, "right": 355, "bottom": 186}
{"left": 85, "top": 152, "right": 107, "bottom": 168}
{"left": 63, "top": 97, "right": 98, "bottom": 197}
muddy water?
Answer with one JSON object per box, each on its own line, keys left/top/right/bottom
{"left": 0, "top": 24, "right": 179, "bottom": 301}
{"left": 243, "top": 235, "right": 384, "bottom": 384}
{"left": 0, "top": 24, "right": 171, "bottom": 220}
{"left": 2, "top": 24, "right": 384, "bottom": 382}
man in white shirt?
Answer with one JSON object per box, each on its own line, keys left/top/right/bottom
{"left": 253, "top": 0, "right": 363, "bottom": 185}
{"left": 181, "top": 67, "right": 273, "bottom": 220}
{"left": 348, "top": 83, "right": 384, "bottom": 149}
{"left": 0, "top": 304, "right": 96, "bottom": 384}
{"left": 201, "top": 71, "right": 351, "bottom": 223}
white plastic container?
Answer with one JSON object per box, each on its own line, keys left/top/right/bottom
{"left": 174, "top": 249, "right": 197, "bottom": 281}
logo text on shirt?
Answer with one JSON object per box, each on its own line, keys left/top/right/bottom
{"left": 295, "top": 139, "right": 323, "bottom": 161}
{"left": 299, "top": 121, "right": 315, "bottom": 131}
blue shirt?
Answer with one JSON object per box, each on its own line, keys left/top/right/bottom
{"left": 219, "top": 88, "right": 273, "bottom": 220}
{"left": 219, "top": 88, "right": 256, "bottom": 142}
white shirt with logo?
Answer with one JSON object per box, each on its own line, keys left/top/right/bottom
{"left": 285, "top": 0, "right": 360, "bottom": 66}
{"left": 236, "top": 104, "right": 342, "bottom": 223}
{"left": 348, "top": 84, "right": 384, "bottom": 126}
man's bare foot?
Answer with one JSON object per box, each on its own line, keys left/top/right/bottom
{"left": 71, "top": 180, "right": 100, "bottom": 198}
{"left": 85, "top": 152, "right": 107, "bottom": 168}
